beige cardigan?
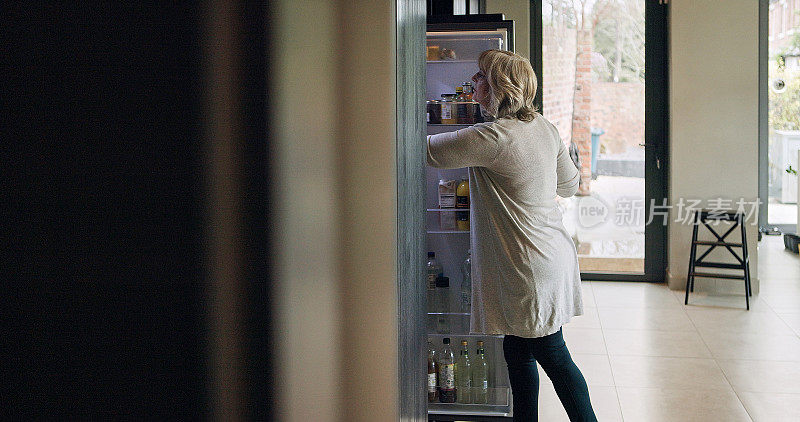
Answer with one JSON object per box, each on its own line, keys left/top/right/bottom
{"left": 427, "top": 114, "right": 583, "bottom": 338}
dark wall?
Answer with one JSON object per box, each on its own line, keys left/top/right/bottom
{"left": 4, "top": 3, "right": 214, "bottom": 418}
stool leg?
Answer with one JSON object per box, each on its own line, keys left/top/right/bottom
{"left": 685, "top": 211, "right": 699, "bottom": 305}
{"left": 740, "top": 215, "right": 752, "bottom": 310}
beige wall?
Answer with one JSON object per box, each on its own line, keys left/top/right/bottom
{"left": 273, "top": 0, "right": 398, "bottom": 421}
{"left": 486, "top": 0, "right": 530, "bottom": 60}
{"left": 668, "top": 0, "right": 760, "bottom": 293}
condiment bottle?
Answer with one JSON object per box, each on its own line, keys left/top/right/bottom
{"left": 427, "top": 339, "right": 439, "bottom": 402}
{"left": 462, "top": 82, "right": 473, "bottom": 101}
{"left": 438, "top": 338, "right": 456, "bottom": 403}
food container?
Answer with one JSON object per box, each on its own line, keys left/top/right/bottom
{"left": 457, "top": 102, "right": 476, "bottom": 124}
{"left": 474, "top": 103, "right": 485, "bottom": 123}
{"left": 427, "top": 46, "right": 441, "bottom": 61}
{"left": 427, "top": 100, "right": 441, "bottom": 124}
{"left": 438, "top": 179, "right": 457, "bottom": 208}
{"left": 440, "top": 94, "right": 458, "bottom": 124}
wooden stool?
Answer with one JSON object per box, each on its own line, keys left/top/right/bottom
{"left": 685, "top": 210, "right": 752, "bottom": 310}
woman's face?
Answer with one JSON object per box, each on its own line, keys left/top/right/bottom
{"left": 471, "top": 70, "right": 490, "bottom": 110}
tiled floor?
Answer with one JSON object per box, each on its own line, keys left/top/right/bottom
{"left": 537, "top": 235, "right": 800, "bottom": 421}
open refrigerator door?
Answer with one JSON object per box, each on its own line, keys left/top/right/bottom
{"left": 425, "top": 15, "right": 515, "bottom": 421}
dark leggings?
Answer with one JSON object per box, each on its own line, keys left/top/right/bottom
{"left": 503, "top": 328, "right": 597, "bottom": 422}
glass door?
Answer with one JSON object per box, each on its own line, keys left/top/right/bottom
{"left": 762, "top": 0, "right": 800, "bottom": 234}
{"left": 535, "top": 0, "right": 668, "bottom": 281}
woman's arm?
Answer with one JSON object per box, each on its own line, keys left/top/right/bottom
{"left": 427, "top": 125, "right": 501, "bottom": 169}
{"left": 556, "top": 138, "right": 580, "bottom": 197}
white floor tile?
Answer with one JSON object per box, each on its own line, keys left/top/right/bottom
{"left": 580, "top": 282, "right": 596, "bottom": 308}
{"left": 718, "top": 359, "right": 800, "bottom": 394}
{"left": 592, "top": 281, "right": 682, "bottom": 308}
{"left": 536, "top": 353, "right": 614, "bottom": 387}
{"left": 697, "top": 328, "right": 800, "bottom": 361}
{"left": 736, "top": 391, "right": 800, "bottom": 421}
{"left": 685, "top": 307, "right": 796, "bottom": 336}
{"left": 677, "top": 289, "right": 772, "bottom": 311}
{"left": 566, "top": 306, "right": 601, "bottom": 329}
{"left": 603, "top": 328, "right": 712, "bottom": 358}
{"left": 536, "top": 384, "right": 622, "bottom": 422}
{"left": 597, "top": 306, "right": 695, "bottom": 331}
{"left": 775, "top": 311, "right": 800, "bottom": 336}
{"left": 608, "top": 355, "right": 731, "bottom": 390}
{"left": 561, "top": 327, "right": 607, "bottom": 355}
{"left": 616, "top": 387, "right": 750, "bottom": 422}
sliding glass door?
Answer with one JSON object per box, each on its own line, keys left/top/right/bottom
{"left": 532, "top": 0, "right": 669, "bottom": 281}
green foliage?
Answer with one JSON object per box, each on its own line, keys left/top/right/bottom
{"left": 769, "top": 75, "right": 800, "bottom": 131}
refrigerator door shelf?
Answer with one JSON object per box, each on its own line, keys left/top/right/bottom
{"left": 428, "top": 386, "right": 511, "bottom": 416}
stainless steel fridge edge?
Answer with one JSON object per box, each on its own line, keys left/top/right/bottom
{"left": 397, "top": 0, "right": 428, "bottom": 421}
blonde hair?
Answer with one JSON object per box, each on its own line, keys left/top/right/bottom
{"left": 478, "top": 50, "right": 538, "bottom": 122}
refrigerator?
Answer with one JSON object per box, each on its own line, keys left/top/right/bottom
{"left": 425, "top": 14, "right": 515, "bottom": 421}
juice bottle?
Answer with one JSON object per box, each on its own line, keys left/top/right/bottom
{"left": 456, "top": 179, "right": 469, "bottom": 208}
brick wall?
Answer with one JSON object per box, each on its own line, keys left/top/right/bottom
{"left": 572, "top": 29, "right": 593, "bottom": 194}
{"left": 591, "top": 82, "right": 645, "bottom": 155}
{"left": 542, "top": 27, "right": 577, "bottom": 145}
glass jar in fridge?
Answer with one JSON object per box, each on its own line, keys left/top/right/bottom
{"left": 440, "top": 94, "right": 458, "bottom": 124}
{"left": 426, "top": 100, "right": 441, "bottom": 124}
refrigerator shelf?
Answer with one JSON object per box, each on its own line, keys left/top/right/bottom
{"left": 426, "top": 59, "right": 478, "bottom": 64}
{"left": 426, "top": 208, "right": 470, "bottom": 212}
{"left": 427, "top": 123, "right": 474, "bottom": 127}
{"left": 427, "top": 230, "right": 470, "bottom": 234}
{"left": 427, "top": 312, "right": 470, "bottom": 316}
{"left": 427, "top": 333, "right": 504, "bottom": 338}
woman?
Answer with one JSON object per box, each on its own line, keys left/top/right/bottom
{"left": 427, "top": 50, "right": 597, "bottom": 422}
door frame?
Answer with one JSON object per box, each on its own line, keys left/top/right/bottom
{"left": 529, "top": 0, "right": 670, "bottom": 282}
{"left": 757, "top": 0, "right": 795, "bottom": 234}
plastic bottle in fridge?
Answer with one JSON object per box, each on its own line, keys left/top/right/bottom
{"left": 427, "top": 252, "right": 443, "bottom": 313}
{"left": 435, "top": 276, "right": 450, "bottom": 333}
{"left": 460, "top": 250, "right": 471, "bottom": 314}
